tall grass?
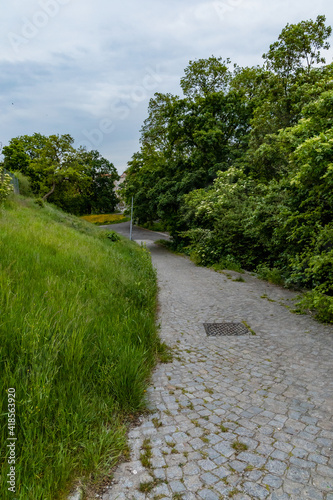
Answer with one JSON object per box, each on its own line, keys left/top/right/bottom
{"left": 0, "top": 197, "right": 158, "bottom": 499}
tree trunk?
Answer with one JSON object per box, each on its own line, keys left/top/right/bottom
{"left": 42, "top": 181, "right": 56, "bottom": 201}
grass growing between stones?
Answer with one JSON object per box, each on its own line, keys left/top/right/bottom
{"left": 231, "top": 441, "right": 249, "bottom": 453}
{"left": 0, "top": 197, "right": 160, "bottom": 499}
{"left": 138, "top": 477, "right": 163, "bottom": 493}
{"left": 140, "top": 438, "right": 153, "bottom": 468}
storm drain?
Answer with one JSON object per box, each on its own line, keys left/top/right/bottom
{"left": 204, "top": 322, "right": 249, "bottom": 336}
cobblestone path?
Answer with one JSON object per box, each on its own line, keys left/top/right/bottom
{"left": 103, "top": 238, "right": 333, "bottom": 500}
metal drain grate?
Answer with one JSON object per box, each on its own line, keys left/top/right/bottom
{"left": 204, "top": 322, "right": 249, "bottom": 336}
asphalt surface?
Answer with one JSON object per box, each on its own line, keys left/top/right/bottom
{"left": 100, "top": 221, "right": 170, "bottom": 242}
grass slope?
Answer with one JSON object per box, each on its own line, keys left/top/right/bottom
{"left": 0, "top": 197, "right": 159, "bottom": 499}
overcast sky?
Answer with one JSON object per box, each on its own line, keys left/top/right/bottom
{"left": 1, "top": 0, "right": 333, "bottom": 173}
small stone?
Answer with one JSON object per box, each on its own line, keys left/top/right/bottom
{"left": 243, "top": 481, "right": 269, "bottom": 499}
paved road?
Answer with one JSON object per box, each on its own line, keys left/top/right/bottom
{"left": 102, "top": 230, "right": 333, "bottom": 500}
{"left": 100, "top": 221, "right": 170, "bottom": 242}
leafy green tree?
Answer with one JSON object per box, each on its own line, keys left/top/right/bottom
{"left": 79, "top": 149, "right": 119, "bottom": 214}
{"left": 263, "top": 15, "right": 331, "bottom": 77}
{"left": 2, "top": 134, "right": 119, "bottom": 215}
{"left": 180, "top": 56, "right": 232, "bottom": 99}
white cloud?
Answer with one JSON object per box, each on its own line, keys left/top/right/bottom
{"left": 0, "top": 0, "right": 333, "bottom": 172}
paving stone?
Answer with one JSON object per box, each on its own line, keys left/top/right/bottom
{"left": 198, "top": 489, "right": 220, "bottom": 500}
{"left": 183, "top": 475, "right": 203, "bottom": 492}
{"left": 243, "top": 481, "right": 269, "bottom": 499}
{"left": 308, "top": 453, "right": 328, "bottom": 464}
{"left": 236, "top": 451, "right": 266, "bottom": 468}
{"left": 286, "top": 466, "right": 311, "bottom": 484}
{"left": 212, "top": 441, "right": 234, "bottom": 457}
{"left": 169, "top": 480, "right": 186, "bottom": 493}
{"left": 166, "top": 465, "right": 183, "bottom": 480}
{"left": 265, "top": 459, "right": 287, "bottom": 475}
{"left": 200, "top": 471, "right": 219, "bottom": 485}
{"left": 151, "top": 483, "right": 170, "bottom": 497}
{"left": 271, "top": 449, "right": 287, "bottom": 461}
{"left": 197, "top": 458, "right": 217, "bottom": 472}
{"left": 262, "top": 473, "right": 283, "bottom": 489}
{"left": 100, "top": 234, "right": 333, "bottom": 500}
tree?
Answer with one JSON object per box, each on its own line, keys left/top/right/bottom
{"left": 263, "top": 15, "right": 331, "bottom": 77}
{"left": 2, "top": 134, "right": 119, "bottom": 215}
{"left": 27, "top": 134, "right": 88, "bottom": 201}
{"left": 180, "top": 56, "right": 232, "bottom": 99}
{"left": 78, "top": 149, "right": 119, "bottom": 214}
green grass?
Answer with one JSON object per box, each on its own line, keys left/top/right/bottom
{"left": 256, "top": 265, "right": 285, "bottom": 286}
{"left": 211, "top": 258, "right": 244, "bottom": 273}
{"left": 231, "top": 440, "right": 248, "bottom": 453}
{"left": 0, "top": 197, "right": 160, "bottom": 499}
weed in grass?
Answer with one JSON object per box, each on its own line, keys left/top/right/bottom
{"left": 231, "top": 441, "right": 248, "bottom": 453}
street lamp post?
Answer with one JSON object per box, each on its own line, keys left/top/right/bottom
{"left": 129, "top": 196, "right": 134, "bottom": 241}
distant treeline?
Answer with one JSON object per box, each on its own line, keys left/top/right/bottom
{"left": 1, "top": 133, "right": 119, "bottom": 215}
{"left": 121, "top": 15, "right": 333, "bottom": 322}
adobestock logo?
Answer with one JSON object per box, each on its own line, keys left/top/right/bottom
{"left": 80, "top": 66, "right": 163, "bottom": 150}
{"left": 8, "top": 0, "right": 71, "bottom": 54}
{"left": 194, "top": 0, "right": 244, "bottom": 22}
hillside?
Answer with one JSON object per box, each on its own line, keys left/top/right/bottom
{"left": 0, "top": 197, "right": 159, "bottom": 499}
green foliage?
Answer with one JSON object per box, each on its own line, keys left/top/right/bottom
{"left": 2, "top": 135, "right": 119, "bottom": 215}
{"left": 296, "top": 291, "right": 333, "bottom": 323}
{"left": 180, "top": 56, "right": 232, "bottom": 98}
{"left": 263, "top": 15, "right": 331, "bottom": 77}
{"left": 13, "top": 171, "right": 33, "bottom": 197}
{"left": 107, "top": 230, "right": 121, "bottom": 241}
{"left": 256, "top": 265, "right": 285, "bottom": 286}
{"left": 0, "top": 198, "right": 159, "bottom": 498}
{"left": 122, "top": 15, "right": 333, "bottom": 322}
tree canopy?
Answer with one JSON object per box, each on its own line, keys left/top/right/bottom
{"left": 2, "top": 134, "right": 119, "bottom": 215}
{"left": 122, "top": 15, "right": 333, "bottom": 322}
